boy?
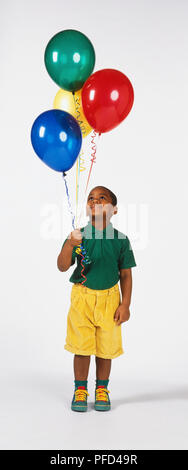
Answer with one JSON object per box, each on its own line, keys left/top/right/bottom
{"left": 57, "top": 186, "right": 136, "bottom": 412}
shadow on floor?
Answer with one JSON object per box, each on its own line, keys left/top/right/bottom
{"left": 111, "top": 388, "right": 188, "bottom": 408}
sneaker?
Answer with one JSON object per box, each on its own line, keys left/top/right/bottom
{"left": 71, "top": 386, "right": 89, "bottom": 412}
{"left": 94, "top": 385, "right": 111, "bottom": 411}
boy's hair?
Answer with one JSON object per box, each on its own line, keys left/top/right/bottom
{"left": 91, "top": 186, "right": 117, "bottom": 206}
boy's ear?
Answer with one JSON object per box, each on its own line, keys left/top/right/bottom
{"left": 113, "top": 205, "right": 118, "bottom": 215}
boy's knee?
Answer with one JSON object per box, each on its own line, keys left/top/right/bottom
{"left": 75, "top": 354, "right": 90, "bottom": 358}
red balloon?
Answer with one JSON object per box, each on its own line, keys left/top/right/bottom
{"left": 81, "top": 69, "right": 134, "bottom": 133}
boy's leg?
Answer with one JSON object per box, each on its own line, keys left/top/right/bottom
{"left": 71, "top": 355, "right": 90, "bottom": 412}
{"left": 95, "top": 357, "right": 111, "bottom": 411}
{"left": 74, "top": 354, "right": 91, "bottom": 380}
{"left": 95, "top": 357, "right": 111, "bottom": 379}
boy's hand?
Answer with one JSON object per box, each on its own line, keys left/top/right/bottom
{"left": 68, "top": 229, "right": 82, "bottom": 247}
{"left": 114, "top": 304, "right": 130, "bottom": 325}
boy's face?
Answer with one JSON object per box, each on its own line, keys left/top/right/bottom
{"left": 86, "top": 187, "right": 117, "bottom": 222}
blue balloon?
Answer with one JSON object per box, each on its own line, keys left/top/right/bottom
{"left": 31, "top": 109, "right": 82, "bottom": 172}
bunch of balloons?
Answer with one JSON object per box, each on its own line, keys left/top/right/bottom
{"left": 31, "top": 28, "right": 134, "bottom": 174}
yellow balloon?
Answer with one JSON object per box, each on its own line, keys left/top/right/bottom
{"left": 53, "top": 88, "right": 92, "bottom": 138}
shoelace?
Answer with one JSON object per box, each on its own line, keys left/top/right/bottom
{"left": 96, "top": 387, "right": 110, "bottom": 402}
{"left": 75, "top": 388, "right": 89, "bottom": 402}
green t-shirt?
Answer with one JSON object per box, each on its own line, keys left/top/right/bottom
{"left": 61, "top": 221, "right": 136, "bottom": 290}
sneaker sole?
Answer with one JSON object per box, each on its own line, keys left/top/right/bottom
{"left": 94, "top": 404, "right": 111, "bottom": 411}
{"left": 71, "top": 405, "right": 88, "bottom": 412}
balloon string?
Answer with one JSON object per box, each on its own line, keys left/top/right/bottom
{"left": 75, "top": 157, "right": 79, "bottom": 227}
{"left": 75, "top": 149, "right": 86, "bottom": 223}
{"left": 62, "top": 171, "right": 75, "bottom": 229}
{"left": 72, "top": 91, "right": 86, "bottom": 229}
{"left": 85, "top": 130, "right": 97, "bottom": 194}
{"left": 71, "top": 93, "right": 88, "bottom": 285}
{"left": 62, "top": 171, "right": 88, "bottom": 285}
{"left": 76, "top": 132, "right": 101, "bottom": 228}
{"left": 72, "top": 92, "right": 87, "bottom": 137}
{"left": 79, "top": 150, "right": 86, "bottom": 172}
{"left": 80, "top": 254, "right": 87, "bottom": 284}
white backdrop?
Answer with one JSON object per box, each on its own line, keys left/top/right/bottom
{"left": 1, "top": 0, "right": 188, "bottom": 450}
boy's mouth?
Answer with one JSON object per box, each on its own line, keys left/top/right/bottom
{"left": 91, "top": 205, "right": 104, "bottom": 211}
{"left": 90, "top": 206, "right": 106, "bottom": 218}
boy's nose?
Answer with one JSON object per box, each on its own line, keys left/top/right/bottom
{"left": 92, "top": 200, "right": 103, "bottom": 206}
{"left": 89, "top": 198, "right": 99, "bottom": 204}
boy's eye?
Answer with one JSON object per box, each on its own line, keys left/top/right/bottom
{"left": 88, "top": 196, "right": 106, "bottom": 201}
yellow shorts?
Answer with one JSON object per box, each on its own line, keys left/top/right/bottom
{"left": 64, "top": 282, "right": 124, "bottom": 359}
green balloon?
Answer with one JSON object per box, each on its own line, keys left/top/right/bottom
{"left": 44, "top": 29, "right": 95, "bottom": 92}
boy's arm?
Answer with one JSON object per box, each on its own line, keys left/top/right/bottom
{"left": 57, "top": 239, "right": 75, "bottom": 272}
{"left": 119, "top": 268, "right": 132, "bottom": 307}
{"left": 114, "top": 268, "right": 132, "bottom": 325}
{"left": 57, "top": 229, "right": 82, "bottom": 272}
